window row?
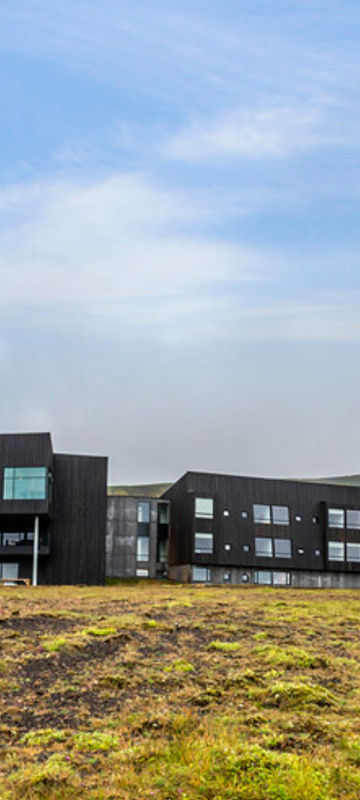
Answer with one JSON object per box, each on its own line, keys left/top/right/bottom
{"left": 328, "top": 541, "right": 360, "bottom": 562}
{"left": 328, "top": 509, "right": 360, "bottom": 530}
{"left": 255, "top": 537, "right": 292, "bottom": 558}
{"left": 255, "top": 570, "right": 291, "bottom": 586}
{"left": 191, "top": 566, "right": 291, "bottom": 585}
{"left": 195, "top": 498, "right": 360, "bottom": 532}
{"left": 194, "top": 533, "right": 323, "bottom": 558}
{"left": 195, "top": 498, "right": 321, "bottom": 527}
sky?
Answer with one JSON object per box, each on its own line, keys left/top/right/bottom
{"left": 1, "top": 0, "right": 360, "bottom": 484}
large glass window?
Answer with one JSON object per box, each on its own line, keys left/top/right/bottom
{"left": 195, "top": 498, "right": 214, "bottom": 518}
{"left": 3, "top": 467, "right": 47, "bottom": 500}
{"left": 192, "top": 566, "right": 211, "bottom": 582}
{"left": 274, "top": 538, "right": 292, "bottom": 558}
{"left": 255, "top": 537, "right": 273, "bottom": 557}
{"left": 273, "top": 572, "right": 291, "bottom": 586}
{"left": 137, "top": 536, "right": 150, "bottom": 561}
{"left": 255, "top": 570, "right": 272, "bottom": 585}
{"left": 0, "top": 563, "right": 19, "bottom": 580}
{"left": 328, "top": 509, "right": 345, "bottom": 528}
{"left": 272, "top": 506, "right": 290, "bottom": 525}
{"left": 194, "top": 532, "right": 213, "bottom": 554}
{"left": 346, "top": 543, "right": 360, "bottom": 562}
{"left": 328, "top": 541, "right": 345, "bottom": 561}
{"left": 346, "top": 510, "right": 360, "bottom": 530}
{"left": 253, "top": 504, "right": 271, "bottom": 524}
{"left": 137, "top": 501, "right": 150, "bottom": 523}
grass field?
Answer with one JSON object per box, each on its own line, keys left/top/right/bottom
{"left": 2, "top": 583, "right": 360, "bottom": 799}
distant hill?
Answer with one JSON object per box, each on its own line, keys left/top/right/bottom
{"left": 108, "top": 483, "right": 172, "bottom": 498}
{"left": 317, "top": 475, "right": 360, "bottom": 487}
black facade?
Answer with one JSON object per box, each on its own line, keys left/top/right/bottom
{"left": 163, "top": 471, "right": 360, "bottom": 587}
{"left": 106, "top": 495, "right": 170, "bottom": 579}
{"left": 0, "top": 433, "right": 107, "bottom": 585}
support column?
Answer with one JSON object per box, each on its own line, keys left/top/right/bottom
{"left": 32, "top": 515, "right": 39, "bottom": 586}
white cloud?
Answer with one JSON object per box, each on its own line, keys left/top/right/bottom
{"left": 0, "top": 171, "right": 264, "bottom": 314}
{"left": 164, "top": 102, "right": 346, "bottom": 162}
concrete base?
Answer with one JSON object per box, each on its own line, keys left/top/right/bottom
{"left": 169, "top": 564, "right": 360, "bottom": 589}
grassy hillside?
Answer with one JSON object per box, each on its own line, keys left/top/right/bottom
{"left": 319, "top": 474, "right": 360, "bottom": 486}
{"left": 108, "top": 482, "right": 171, "bottom": 497}
{"left": 2, "top": 583, "right": 360, "bottom": 799}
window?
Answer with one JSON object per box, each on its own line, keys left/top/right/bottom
{"left": 253, "top": 504, "right": 271, "bottom": 524}
{"left": 192, "top": 566, "right": 211, "bottom": 582}
{"left": 346, "top": 543, "right": 360, "bottom": 562}
{"left": 241, "top": 511, "right": 248, "bottom": 519}
{"left": 0, "top": 562, "right": 19, "bottom": 580}
{"left": 195, "top": 497, "right": 213, "bottom": 518}
{"left": 3, "top": 467, "right": 47, "bottom": 500}
{"left": 2, "top": 533, "right": 26, "bottom": 546}
{"left": 255, "top": 570, "right": 272, "bottom": 585}
{"left": 136, "top": 568, "right": 149, "bottom": 577}
{"left": 223, "top": 510, "right": 230, "bottom": 517}
{"left": 241, "top": 573, "right": 250, "bottom": 582}
{"left": 274, "top": 539, "right": 292, "bottom": 558}
{"left": 255, "top": 537, "right": 273, "bottom": 557}
{"left": 346, "top": 510, "right": 360, "bottom": 530}
{"left": 223, "top": 571, "right": 231, "bottom": 582}
{"left": 224, "top": 543, "right": 231, "bottom": 551}
{"left": 295, "top": 515, "right": 302, "bottom": 522}
{"left": 243, "top": 544, "right": 250, "bottom": 552}
{"left": 328, "top": 508, "right": 345, "bottom": 528}
{"left": 273, "top": 572, "right": 290, "bottom": 586}
{"left": 194, "top": 532, "right": 213, "bottom": 554}
{"left": 137, "top": 536, "right": 150, "bottom": 561}
{"left": 137, "top": 501, "right": 150, "bottom": 523}
{"left": 328, "top": 541, "right": 345, "bottom": 561}
{"left": 272, "top": 506, "right": 290, "bottom": 525}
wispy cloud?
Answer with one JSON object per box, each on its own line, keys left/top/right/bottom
{"left": 164, "top": 101, "right": 351, "bottom": 162}
{"left": 0, "top": 170, "right": 360, "bottom": 348}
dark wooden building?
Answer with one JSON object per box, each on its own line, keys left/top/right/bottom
{"left": 106, "top": 495, "right": 170, "bottom": 579}
{"left": 163, "top": 471, "right": 360, "bottom": 588}
{"left": 0, "top": 433, "right": 107, "bottom": 585}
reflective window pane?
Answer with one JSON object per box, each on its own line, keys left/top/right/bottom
{"left": 253, "top": 504, "right": 271, "bottom": 524}
{"left": 194, "top": 532, "right": 213, "bottom": 553}
{"left": 272, "top": 506, "right": 290, "bottom": 525}
{"left": 274, "top": 538, "right": 292, "bottom": 558}
{"left": 346, "top": 510, "right": 360, "bottom": 530}
{"left": 346, "top": 543, "right": 360, "bottom": 562}
{"left": 195, "top": 498, "right": 214, "bottom": 518}
{"left": 328, "top": 508, "right": 345, "bottom": 528}
{"left": 1, "top": 562, "right": 19, "bottom": 579}
{"left": 255, "top": 570, "right": 272, "bottom": 584}
{"left": 137, "top": 501, "right": 150, "bottom": 523}
{"left": 273, "top": 572, "right": 290, "bottom": 586}
{"left": 255, "top": 537, "right": 273, "bottom": 557}
{"left": 328, "top": 541, "right": 345, "bottom": 561}
{"left": 3, "top": 467, "right": 47, "bottom": 500}
{"left": 137, "top": 536, "right": 150, "bottom": 561}
{"left": 192, "top": 566, "right": 211, "bottom": 582}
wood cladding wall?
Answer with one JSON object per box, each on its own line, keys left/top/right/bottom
{"left": 164, "top": 471, "right": 360, "bottom": 574}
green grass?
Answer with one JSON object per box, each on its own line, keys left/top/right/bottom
{"left": 2, "top": 583, "right": 360, "bottom": 798}
{"left": 107, "top": 482, "right": 171, "bottom": 496}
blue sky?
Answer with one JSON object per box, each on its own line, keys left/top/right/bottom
{"left": 1, "top": 0, "right": 360, "bottom": 482}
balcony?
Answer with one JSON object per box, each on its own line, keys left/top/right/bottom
{"left": 0, "top": 532, "right": 50, "bottom": 556}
